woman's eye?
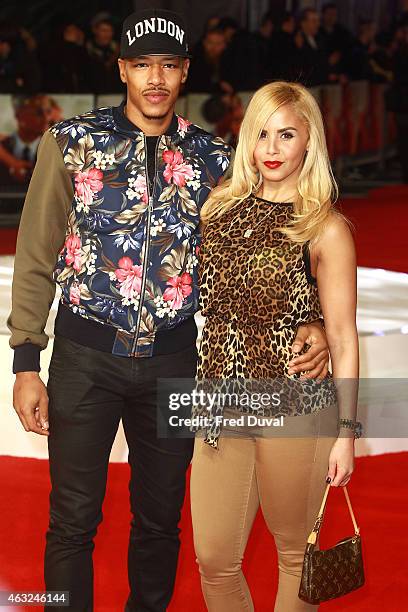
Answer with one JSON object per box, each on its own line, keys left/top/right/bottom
{"left": 281, "top": 132, "right": 294, "bottom": 139}
{"left": 259, "top": 131, "right": 267, "bottom": 139}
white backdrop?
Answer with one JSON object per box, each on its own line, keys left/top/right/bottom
{"left": 1, "top": 257, "right": 407, "bottom": 461}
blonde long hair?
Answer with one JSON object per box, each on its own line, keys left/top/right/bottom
{"left": 201, "top": 81, "right": 340, "bottom": 244}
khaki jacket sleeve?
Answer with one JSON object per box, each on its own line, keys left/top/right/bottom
{"left": 7, "top": 129, "right": 73, "bottom": 372}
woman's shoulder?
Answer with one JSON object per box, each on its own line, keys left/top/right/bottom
{"left": 314, "top": 210, "right": 355, "bottom": 258}
{"left": 321, "top": 211, "right": 353, "bottom": 242}
{"left": 201, "top": 188, "right": 248, "bottom": 228}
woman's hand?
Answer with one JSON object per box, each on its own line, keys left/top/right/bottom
{"left": 326, "top": 436, "right": 355, "bottom": 486}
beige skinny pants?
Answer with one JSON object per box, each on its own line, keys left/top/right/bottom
{"left": 190, "top": 405, "right": 339, "bottom": 611}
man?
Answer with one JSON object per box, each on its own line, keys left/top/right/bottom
{"left": 251, "top": 11, "right": 276, "bottom": 86}
{"left": 0, "top": 95, "right": 56, "bottom": 187}
{"left": 8, "top": 8, "right": 330, "bottom": 611}
{"left": 296, "top": 8, "right": 330, "bottom": 87}
{"left": 217, "top": 17, "right": 258, "bottom": 91}
{"left": 318, "top": 2, "right": 354, "bottom": 57}
{"left": 40, "top": 23, "right": 90, "bottom": 94}
{"left": 187, "top": 27, "right": 229, "bottom": 94}
{"left": 0, "top": 20, "right": 42, "bottom": 94}
{"left": 318, "top": 2, "right": 353, "bottom": 82}
{"left": 86, "top": 16, "right": 122, "bottom": 94}
{"left": 268, "top": 11, "right": 297, "bottom": 81}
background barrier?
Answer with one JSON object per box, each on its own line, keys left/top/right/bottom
{"left": 0, "top": 79, "right": 397, "bottom": 217}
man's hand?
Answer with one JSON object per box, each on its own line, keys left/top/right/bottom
{"left": 0, "top": 145, "right": 33, "bottom": 182}
{"left": 9, "top": 161, "right": 33, "bottom": 183}
{"left": 288, "top": 321, "right": 329, "bottom": 381}
{"left": 13, "top": 372, "right": 49, "bottom": 436}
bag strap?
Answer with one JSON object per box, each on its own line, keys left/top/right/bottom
{"left": 307, "top": 483, "right": 360, "bottom": 544}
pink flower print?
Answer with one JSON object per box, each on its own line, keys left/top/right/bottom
{"left": 133, "top": 174, "right": 148, "bottom": 204}
{"left": 162, "top": 149, "right": 194, "bottom": 187}
{"left": 65, "top": 234, "right": 82, "bottom": 272}
{"left": 75, "top": 167, "right": 103, "bottom": 207}
{"left": 115, "top": 257, "right": 143, "bottom": 302}
{"left": 163, "top": 273, "right": 192, "bottom": 310}
{"left": 177, "top": 116, "right": 191, "bottom": 136}
{"left": 69, "top": 284, "right": 81, "bottom": 305}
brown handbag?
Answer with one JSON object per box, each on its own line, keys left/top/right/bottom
{"left": 298, "top": 483, "right": 365, "bottom": 605}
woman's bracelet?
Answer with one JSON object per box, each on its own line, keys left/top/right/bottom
{"left": 339, "top": 418, "right": 363, "bottom": 439}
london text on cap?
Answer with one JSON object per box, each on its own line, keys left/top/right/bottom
{"left": 126, "top": 17, "right": 185, "bottom": 48}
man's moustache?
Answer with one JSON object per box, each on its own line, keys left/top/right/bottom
{"left": 143, "top": 90, "right": 170, "bottom": 95}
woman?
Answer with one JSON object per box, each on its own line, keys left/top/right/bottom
{"left": 190, "top": 81, "right": 359, "bottom": 611}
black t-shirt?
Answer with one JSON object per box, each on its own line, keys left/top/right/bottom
{"left": 146, "top": 135, "right": 159, "bottom": 194}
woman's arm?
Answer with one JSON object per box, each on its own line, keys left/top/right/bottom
{"left": 312, "top": 213, "right": 359, "bottom": 485}
{"left": 311, "top": 214, "right": 359, "bottom": 486}
{"left": 314, "top": 214, "right": 359, "bottom": 407}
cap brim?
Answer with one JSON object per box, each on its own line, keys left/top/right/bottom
{"left": 120, "top": 50, "right": 192, "bottom": 59}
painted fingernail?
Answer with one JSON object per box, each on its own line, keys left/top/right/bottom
{"left": 326, "top": 476, "right": 331, "bottom": 483}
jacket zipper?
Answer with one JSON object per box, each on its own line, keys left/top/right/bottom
{"left": 131, "top": 135, "right": 160, "bottom": 356}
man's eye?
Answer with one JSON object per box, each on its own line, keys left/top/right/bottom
{"left": 133, "top": 63, "right": 148, "bottom": 68}
{"left": 164, "top": 63, "right": 177, "bottom": 69}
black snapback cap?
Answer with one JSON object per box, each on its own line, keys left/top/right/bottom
{"left": 120, "top": 9, "right": 192, "bottom": 59}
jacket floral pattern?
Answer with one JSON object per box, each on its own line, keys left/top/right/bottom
{"left": 50, "top": 105, "right": 231, "bottom": 357}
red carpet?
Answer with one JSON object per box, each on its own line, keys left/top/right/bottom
{"left": 339, "top": 185, "right": 408, "bottom": 274}
{"left": 0, "top": 452, "right": 407, "bottom": 611}
{"left": 2, "top": 185, "right": 407, "bottom": 273}
{"left": 0, "top": 227, "right": 17, "bottom": 255}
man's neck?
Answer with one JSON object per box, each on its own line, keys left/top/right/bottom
{"left": 124, "top": 99, "right": 174, "bottom": 136}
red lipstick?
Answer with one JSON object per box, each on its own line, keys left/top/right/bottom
{"left": 264, "top": 161, "right": 283, "bottom": 169}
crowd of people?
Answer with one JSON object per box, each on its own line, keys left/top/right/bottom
{"left": 0, "top": 12, "right": 122, "bottom": 94}
{"left": 190, "top": 7, "right": 381, "bottom": 93}
{"left": 0, "top": 4, "right": 407, "bottom": 95}
{"left": 0, "top": 4, "right": 408, "bottom": 188}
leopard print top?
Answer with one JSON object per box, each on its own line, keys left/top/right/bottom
{"left": 192, "top": 194, "right": 337, "bottom": 449}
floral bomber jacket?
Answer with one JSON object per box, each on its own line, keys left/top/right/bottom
{"left": 8, "top": 102, "right": 232, "bottom": 372}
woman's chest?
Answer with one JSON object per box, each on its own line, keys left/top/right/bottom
{"left": 200, "top": 218, "right": 305, "bottom": 294}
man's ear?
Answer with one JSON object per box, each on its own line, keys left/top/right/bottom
{"left": 181, "top": 58, "right": 190, "bottom": 83}
{"left": 118, "top": 58, "right": 127, "bottom": 84}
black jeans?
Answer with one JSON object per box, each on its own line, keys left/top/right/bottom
{"left": 45, "top": 336, "right": 197, "bottom": 611}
